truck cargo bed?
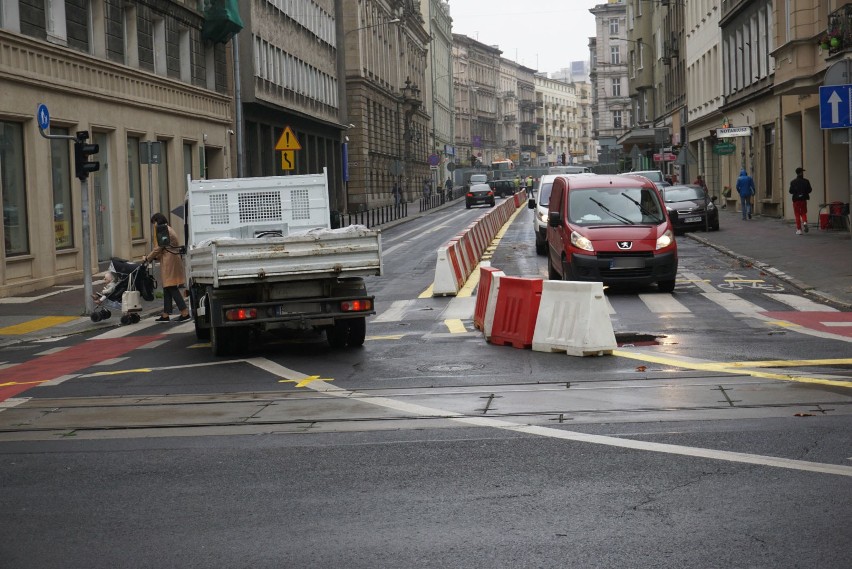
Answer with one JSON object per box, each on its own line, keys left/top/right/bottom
{"left": 189, "top": 227, "right": 382, "bottom": 287}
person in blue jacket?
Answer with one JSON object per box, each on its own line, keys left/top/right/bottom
{"left": 735, "top": 169, "right": 755, "bottom": 220}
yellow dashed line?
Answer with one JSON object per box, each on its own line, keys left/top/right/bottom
{"left": 0, "top": 316, "right": 78, "bottom": 335}
{"left": 419, "top": 284, "right": 434, "bottom": 299}
{"left": 613, "top": 350, "right": 852, "bottom": 388}
{"left": 367, "top": 334, "right": 407, "bottom": 341}
{"left": 278, "top": 375, "right": 333, "bottom": 388}
{"left": 88, "top": 368, "right": 153, "bottom": 376}
{"left": 444, "top": 319, "right": 468, "bottom": 334}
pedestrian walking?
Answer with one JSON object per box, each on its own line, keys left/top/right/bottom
{"left": 422, "top": 179, "right": 431, "bottom": 201}
{"left": 735, "top": 169, "right": 755, "bottom": 220}
{"left": 789, "top": 167, "right": 813, "bottom": 234}
{"left": 392, "top": 182, "right": 401, "bottom": 206}
{"left": 145, "top": 213, "right": 190, "bottom": 322}
{"left": 444, "top": 177, "right": 453, "bottom": 201}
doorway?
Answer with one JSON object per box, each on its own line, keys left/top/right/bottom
{"left": 93, "top": 132, "right": 112, "bottom": 264}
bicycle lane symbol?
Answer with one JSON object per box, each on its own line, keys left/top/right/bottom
{"left": 716, "top": 271, "right": 785, "bottom": 292}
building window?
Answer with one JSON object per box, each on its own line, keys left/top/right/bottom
{"left": 179, "top": 29, "right": 191, "bottom": 82}
{"left": 613, "top": 110, "right": 623, "bottom": 129}
{"left": 1, "top": 122, "right": 28, "bottom": 256}
{"left": 127, "top": 136, "right": 143, "bottom": 239}
{"left": 50, "top": 128, "right": 74, "bottom": 249}
{"left": 609, "top": 18, "right": 619, "bottom": 35}
{"left": 611, "top": 78, "right": 621, "bottom": 97}
{"left": 610, "top": 46, "right": 620, "bottom": 65}
{"left": 153, "top": 18, "right": 166, "bottom": 75}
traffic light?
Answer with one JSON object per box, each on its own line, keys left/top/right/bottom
{"left": 74, "top": 130, "right": 99, "bottom": 180}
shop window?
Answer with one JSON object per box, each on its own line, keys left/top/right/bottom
{"left": 127, "top": 136, "right": 143, "bottom": 239}
{"left": 1, "top": 122, "right": 29, "bottom": 256}
{"left": 50, "top": 128, "right": 74, "bottom": 249}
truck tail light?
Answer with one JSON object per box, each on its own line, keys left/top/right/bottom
{"left": 340, "top": 299, "right": 372, "bottom": 312}
{"left": 225, "top": 308, "right": 257, "bottom": 321}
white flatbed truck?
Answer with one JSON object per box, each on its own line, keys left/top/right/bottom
{"left": 184, "top": 170, "right": 382, "bottom": 356}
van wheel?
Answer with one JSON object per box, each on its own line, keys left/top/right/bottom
{"left": 658, "top": 279, "right": 676, "bottom": 293}
{"left": 535, "top": 240, "right": 546, "bottom": 256}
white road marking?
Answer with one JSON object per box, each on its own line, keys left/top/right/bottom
{"left": 161, "top": 322, "right": 196, "bottom": 335}
{"left": 34, "top": 346, "right": 72, "bottom": 356}
{"left": 137, "top": 340, "right": 170, "bottom": 350}
{"left": 248, "top": 357, "right": 852, "bottom": 477}
{"left": 39, "top": 374, "right": 81, "bottom": 386}
{"left": 639, "top": 293, "right": 691, "bottom": 313}
{"left": 0, "top": 397, "right": 31, "bottom": 412}
{"left": 94, "top": 357, "right": 129, "bottom": 366}
{"left": 90, "top": 320, "right": 159, "bottom": 339}
{"left": 701, "top": 292, "right": 765, "bottom": 314}
{"left": 373, "top": 300, "right": 413, "bottom": 323}
{"left": 765, "top": 293, "right": 838, "bottom": 312}
{"left": 823, "top": 322, "right": 852, "bottom": 328}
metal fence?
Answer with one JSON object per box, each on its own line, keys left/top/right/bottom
{"left": 333, "top": 202, "right": 409, "bottom": 229}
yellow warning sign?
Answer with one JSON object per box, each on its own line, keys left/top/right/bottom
{"left": 275, "top": 126, "right": 302, "bottom": 151}
{"left": 280, "top": 150, "right": 295, "bottom": 170}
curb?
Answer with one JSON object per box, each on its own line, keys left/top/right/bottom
{"left": 685, "top": 232, "right": 852, "bottom": 310}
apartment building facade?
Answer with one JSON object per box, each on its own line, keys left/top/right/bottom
{"left": 534, "top": 75, "right": 582, "bottom": 167}
{"left": 1, "top": 0, "right": 231, "bottom": 297}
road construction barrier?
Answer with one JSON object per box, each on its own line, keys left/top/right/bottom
{"left": 481, "top": 272, "right": 503, "bottom": 340}
{"left": 487, "top": 276, "right": 543, "bottom": 349}
{"left": 474, "top": 264, "right": 504, "bottom": 331}
{"left": 531, "top": 280, "right": 616, "bottom": 356}
{"left": 432, "top": 191, "right": 526, "bottom": 296}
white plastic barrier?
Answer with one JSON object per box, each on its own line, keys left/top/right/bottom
{"left": 481, "top": 272, "right": 503, "bottom": 341}
{"left": 531, "top": 280, "right": 616, "bottom": 356}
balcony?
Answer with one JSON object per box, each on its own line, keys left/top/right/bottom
{"left": 823, "top": 4, "right": 852, "bottom": 56}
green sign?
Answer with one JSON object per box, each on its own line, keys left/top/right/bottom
{"left": 713, "top": 141, "right": 736, "bottom": 155}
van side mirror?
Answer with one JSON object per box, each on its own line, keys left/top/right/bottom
{"left": 548, "top": 211, "right": 562, "bottom": 227}
{"left": 710, "top": 195, "right": 718, "bottom": 202}
{"left": 528, "top": 197, "right": 536, "bottom": 209}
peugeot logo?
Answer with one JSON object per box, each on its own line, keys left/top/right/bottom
{"left": 617, "top": 241, "right": 633, "bottom": 250}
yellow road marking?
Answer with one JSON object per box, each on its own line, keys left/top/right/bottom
{"left": 726, "top": 358, "right": 852, "bottom": 368}
{"left": 445, "top": 319, "right": 467, "bottom": 334}
{"left": 418, "top": 284, "right": 434, "bottom": 299}
{"left": 88, "top": 368, "right": 152, "bottom": 376}
{"left": 279, "top": 375, "right": 333, "bottom": 388}
{"left": 367, "top": 334, "right": 407, "bottom": 340}
{"left": 613, "top": 350, "right": 852, "bottom": 388}
{"left": 0, "top": 316, "right": 78, "bottom": 335}
{"left": 0, "top": 379, "right": 50, "bottom": 387}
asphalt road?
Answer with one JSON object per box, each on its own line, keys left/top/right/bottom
{"left": 1, "top": 196, "right": 851, "bottom": 568}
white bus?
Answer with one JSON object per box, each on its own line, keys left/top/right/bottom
{"left": 548, "top": 165, "right": 592, "bottom": 174}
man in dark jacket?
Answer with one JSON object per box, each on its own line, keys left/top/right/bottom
{"left": 735, "top": 169, "right": 755, "bottom": 220}
{"left": 789, "top": 167, "right": 813, "bottom": 234}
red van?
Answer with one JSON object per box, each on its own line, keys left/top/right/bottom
{"left": 545, "top": 174, "right": 678, "bottom": 292}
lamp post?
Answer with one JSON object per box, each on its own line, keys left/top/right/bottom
{"left": 401, "top": 77, "right": 422, "bottom": 201}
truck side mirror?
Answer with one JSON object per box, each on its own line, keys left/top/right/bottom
{"left": 548, "top": 211, "right": 562, "bottom": 227}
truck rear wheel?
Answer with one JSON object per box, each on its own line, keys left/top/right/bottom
{"left": 211, "top": 325, "right": 230, "bottom": 357}
{"left": 347, "top": 317, "right": 366, "bottom": 347}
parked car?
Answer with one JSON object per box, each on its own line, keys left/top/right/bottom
{"left": 626, "top": 170, "right": 670, "bottom": 190}
{"left": 661, "top": 184, "right": 719, "bottom": 233}
{"left": 545, "top": 174, "right": 677, "bottom": 292}
{"left": 489, "top": 179, "right": 516, "bottom": 198}
{"left": 465, "top": 183, "right": 495, "bottom": 209}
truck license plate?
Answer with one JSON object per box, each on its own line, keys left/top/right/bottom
{"left": 685, "top": 216, "right": 701, "bottom": 223}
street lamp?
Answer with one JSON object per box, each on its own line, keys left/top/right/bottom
{"left": 401, "top": 77, "right": 422, "bottom": 200}
{"left": 346, "top": 17, "right": 400, "bottom": 37}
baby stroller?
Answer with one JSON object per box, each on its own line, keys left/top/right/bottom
{"left": 91, "top": 258, "right": 156, "bottom": 325}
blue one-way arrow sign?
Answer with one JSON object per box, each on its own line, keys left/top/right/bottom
{"left": 819, "top": 85, "right": 852, "bottom": 129}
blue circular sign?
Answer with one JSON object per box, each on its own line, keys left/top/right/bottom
{"left": 36, "top": 104, "right": 50, "bottom": 130}
{"left": 428, "top": 153, "right": 440, "bottom": 166}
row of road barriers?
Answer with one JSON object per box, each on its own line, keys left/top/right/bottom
{"left": 432, "top": 191, "right": 527, "bottom": 296}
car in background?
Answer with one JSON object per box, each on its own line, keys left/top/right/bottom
{"left": 661, "top": 184, "right": 719, "bottom": 233}
{"left": 627, "top": 170, "right": 670, "bottom": 190}
{"left": 488, "top": 179, "right": 516, "bottom": 198}
{"left": 528, "top": 174, "right": 558, "bottom": 255}
{"left": 545, "top": 174, "right": 677, "bottom": 292}
{"left": 468, "top": 173, "right": 488, "bottom": 184}
{"left": 465, "top": 183, "right": 495, "bottom": 209}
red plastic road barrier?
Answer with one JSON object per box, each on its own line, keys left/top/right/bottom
{"left": 488, "top": 276, "right": 544, "bottom": 349}
{"left": 474, "top": 265, "right": 504, "bottom": 331}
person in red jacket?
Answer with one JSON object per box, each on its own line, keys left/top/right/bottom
{"left": 789, "top": 167, "right": 813, "bottom": 235}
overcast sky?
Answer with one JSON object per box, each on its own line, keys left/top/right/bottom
{"left": 446, "top": 0, "right": 601, "bottom": 75}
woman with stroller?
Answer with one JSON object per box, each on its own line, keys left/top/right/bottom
{"left": 145, "top": 213, "right": 191, "bottom": 322}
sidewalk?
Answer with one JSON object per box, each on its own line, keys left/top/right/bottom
{"left": 687, "top": 206, "right": 852, "bottom": 308}
{"left": 1, "top": 198, "right": 850, "bottom": 348}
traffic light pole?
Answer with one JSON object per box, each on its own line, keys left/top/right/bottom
{"left": 38, "top": 126, "right": 96, "bottom": 315}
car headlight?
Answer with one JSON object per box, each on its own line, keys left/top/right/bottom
{"left": 706, "top": 201, "right": 716, "bottom": 210}
{"left": 656, "top": 229, "right": 674, "bottom": 250}
{"left": 570, "top": 230, "right": 594, "bottom": 252}
{"left": 537, "top": 210, "right": 548, "bottom": 224}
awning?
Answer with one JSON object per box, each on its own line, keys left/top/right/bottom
{"left": 617, "top": 127, "right": 656, "bottom": 146}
